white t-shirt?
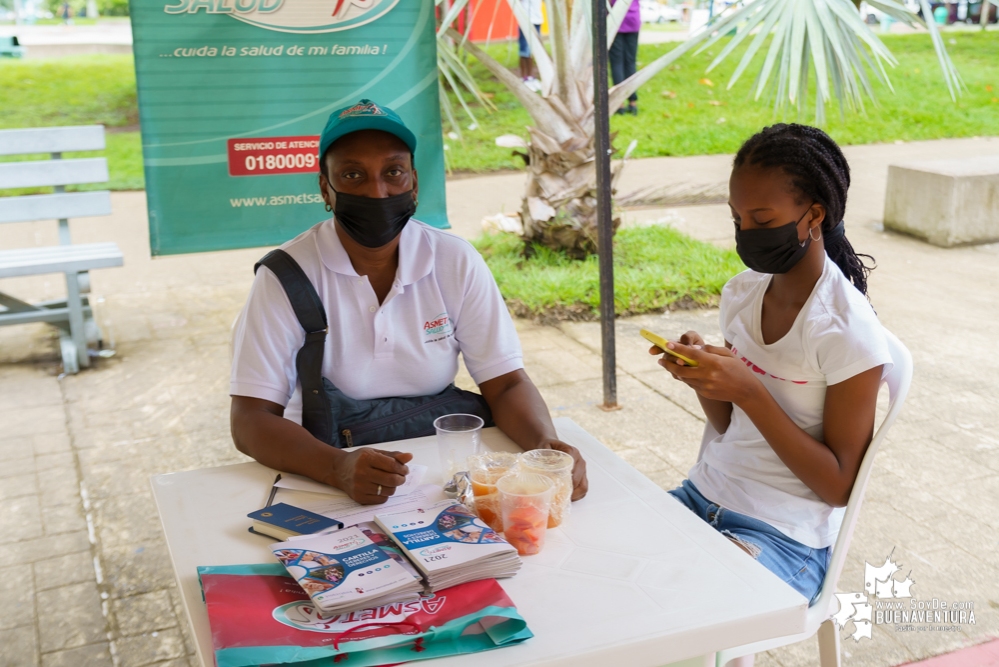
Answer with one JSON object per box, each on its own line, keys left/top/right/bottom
{"left": 688, "top": 257, "right": 893, "bottom": 549}
{"left": 522, "top": 0, "right": 543, "bottom": 25}
{"left": 230, "top": 219, "right": 524, "bottom": 424}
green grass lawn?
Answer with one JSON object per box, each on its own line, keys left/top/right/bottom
{"left": 1, "top": 54, "right": 137, "bottom": 128}
{"left": 2, "top": 31, "right": 996, "bottom": 187}
{"left": 0, "top": 54, "right": 142, "bottom": 193}
{"left": 473, "top": 226, "right": 745, "bottom": 320}
{"left": 444, "top": 30, "right": 999, "bottom": 171}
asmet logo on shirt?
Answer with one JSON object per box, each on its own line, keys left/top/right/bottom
{"left": 424, "top": 313, "right": 452, "bottom": 337}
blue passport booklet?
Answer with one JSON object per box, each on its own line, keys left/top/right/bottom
{"left": 247, "top": 503, "right": 343, "bottom": 541}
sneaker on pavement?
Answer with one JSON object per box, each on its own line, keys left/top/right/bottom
{"left": 523, "top": 76, "right": 542, "bottom": 93}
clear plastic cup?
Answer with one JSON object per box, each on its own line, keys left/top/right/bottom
{"left": 467, "top": 452, "right": 519, "bottom": 532}
{"left": 496, "top": 472, "right": 555, "bottom": 556}
{"left": 518, "top": 449, "right": 574, "bottom": 528}
{"left": 434, "top": 414, "right": 484, "bottom": 484}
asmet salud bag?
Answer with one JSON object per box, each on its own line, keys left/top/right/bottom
{"left": 198, "top": 564, "right": 533, "bottom": 667}
{"left": 255, "top": 250, "right": 494, "bottom": 448}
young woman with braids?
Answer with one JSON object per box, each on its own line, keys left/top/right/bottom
{"left": 650, "top": 124, "right": 892, "bottom": 604}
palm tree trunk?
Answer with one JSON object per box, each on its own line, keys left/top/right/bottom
{"left": 519, "top": 127, "right": 621, "bottom": 259}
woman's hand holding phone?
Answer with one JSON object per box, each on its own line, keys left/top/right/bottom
{"left": 645, "top": 329, "right": 704, "bottom": 367}
{"left": 648, "top": 330, "right": 763, "bottom": 406}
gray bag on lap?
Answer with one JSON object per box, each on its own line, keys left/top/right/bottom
{"left": 254, "top": 249, "right": 494, "bottom": 448}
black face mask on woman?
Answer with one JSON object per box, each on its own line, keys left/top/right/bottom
{"left": 734, "top": 206, "right": 814, "bottom": 274}
{"left": 331, "top": 188, "right": 416, "bottom": 248}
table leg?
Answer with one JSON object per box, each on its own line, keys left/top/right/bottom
{"left": 817, "top": 618, "right": 841, "bottom": 667}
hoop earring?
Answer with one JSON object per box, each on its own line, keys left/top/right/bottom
{"left": 324, "top": 202, "right": 333, "bottom": 213}
{"left": 809, "top": 226, "right": 822, "bottom": 242}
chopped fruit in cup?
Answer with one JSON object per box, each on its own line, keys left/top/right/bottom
{"left": 503, "top": 505, "right": 549, "bottom": 555}
{"left": 519, "top": 449, "right": 573, "bottom": 529}
{"left": 471, "top": 480, "right": 494, "bottom": 497}
{"left": 474, "top": 498, "right": 504, "bottom": 532}
{"left": 470, "top": 456, "right": 517, "bottom": 533}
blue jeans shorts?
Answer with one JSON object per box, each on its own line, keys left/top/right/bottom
{"left": 669, "top": 480, "right": 830, "bottom": 604}
{"left": 517, "top": 24, "right": 542, "bottom": 58}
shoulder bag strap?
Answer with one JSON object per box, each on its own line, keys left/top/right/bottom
{"left": 254, "top": 249, "right": 333, "bottom": 444}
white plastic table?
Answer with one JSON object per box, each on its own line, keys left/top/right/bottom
{"left": 150, "top": 418, "right": 807, "bottom": 667}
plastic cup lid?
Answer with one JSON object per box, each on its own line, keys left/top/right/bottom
{"left": 519, "top": 448, "right": 574, "bottom": 472}
{"left": 496, "top": 471, "right": 555, "bottom": 497}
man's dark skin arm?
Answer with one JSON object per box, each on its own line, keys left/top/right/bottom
{"left": 230, "top": 396, "right": 412, "bottom": 505}
{"left": 230, "top": 367, "right": 589, "bottom": 504}
{"left": 479, "top": 369, "right": 588, "bottom": 500}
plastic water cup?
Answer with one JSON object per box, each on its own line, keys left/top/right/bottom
{"left": 496, "top": 472, "right": 555, "bottom": 556}
{"left": 467, "top": 452, "right": 519, "bottom": 532}
{"left": 518, "top": 449, "right": 574, "bottom": 528}
{"left": 434, "top": 414, "right": 484, "bottom": 483}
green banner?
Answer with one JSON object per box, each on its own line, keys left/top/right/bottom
{"left": 129, "top": 0, "right": 447, "bottom": 256}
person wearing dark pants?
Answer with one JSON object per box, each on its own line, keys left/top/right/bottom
{"left": 609, "top": 0, "right": 641, "bottom": 115}
{"left": 517, "top": 0, "right": 544, "bottom": 93}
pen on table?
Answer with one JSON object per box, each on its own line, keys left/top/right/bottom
{"left": 264, "top": 473, "right": 281, "bottom": 508}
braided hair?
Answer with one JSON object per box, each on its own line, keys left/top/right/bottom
{"left": 733, "top": 123, "right": 875, "bottom": 296}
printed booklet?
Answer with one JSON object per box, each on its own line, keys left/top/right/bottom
{"left": 270, "top": 525, "right": 422, "bottom": 615}
{"left": 374, "top": 500, "right": 521, "bottom": 591}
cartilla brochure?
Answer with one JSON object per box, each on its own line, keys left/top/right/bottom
{"left": 375, "top": 500, "right": 521, "bottom": 590}
{"left": 271, "top": 525, "right": 422, "bottom": 614}
{"left": 129, "top": 0, "right": 448, "bottom": 255}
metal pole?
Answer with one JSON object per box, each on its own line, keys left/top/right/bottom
{"left": 592, "top": 0, "right": 618, "bottom": 410}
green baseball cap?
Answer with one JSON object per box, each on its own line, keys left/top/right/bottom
{"left": 318, "top": 99, "right": 418, "bottom": 162}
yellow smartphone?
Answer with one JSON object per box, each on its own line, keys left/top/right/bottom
{"left": 640, "top": 328, "right": 699, "bottom": 367}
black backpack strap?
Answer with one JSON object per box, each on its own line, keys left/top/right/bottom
{"left": 254, "top": 249, "right": 333, "bottom": 444}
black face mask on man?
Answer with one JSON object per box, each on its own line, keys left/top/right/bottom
{"left": 331, "top": 188, "right": 416, "bottom": 248}
{"left": 734, "top": 205, "right": 814, "bottom": 274}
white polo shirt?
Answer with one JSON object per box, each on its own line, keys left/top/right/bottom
{"left": 230, "top": 218, "right": 524, "bottom": 424}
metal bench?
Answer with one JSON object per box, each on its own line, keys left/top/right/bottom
{"left": 0, "top": 36, "right": 26, "bottom": 58}
{"left": 0, "top": 125, "right": 124, "bottom": 373}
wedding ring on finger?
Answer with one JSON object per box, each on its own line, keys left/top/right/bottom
{"left": 377, "top": 484, "right": 383, "bottom": 496}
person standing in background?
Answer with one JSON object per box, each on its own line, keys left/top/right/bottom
{"left": 609, "top": 0, "right": 641, "bottom": 115}
{"left": 517, "top": 0, "right": 544, "bottom": 93}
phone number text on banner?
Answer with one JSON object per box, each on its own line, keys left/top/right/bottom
{"left": 228, "top": 137, "right": 320, "bottom": 177}
{"left": 130, "top": 0, "right": 447, "bottom": 255}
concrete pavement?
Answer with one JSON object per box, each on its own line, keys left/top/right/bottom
{"left": 1, "top": 136, "right": 998, "bottom": 666}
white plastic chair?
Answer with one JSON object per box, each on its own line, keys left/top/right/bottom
{"left": 711, "top": 328, "right": 913, "bottom": 667}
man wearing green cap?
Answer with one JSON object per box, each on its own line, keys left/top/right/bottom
{"left": 229, "top": 99, "right": 588, "bottom": 505}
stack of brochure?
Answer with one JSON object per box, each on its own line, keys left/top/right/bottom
{"left": 374, "top": 499, "right": 521, "bottom": 591}
{"left": 270, "top": 524, "right": 423, "bottom": 615}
